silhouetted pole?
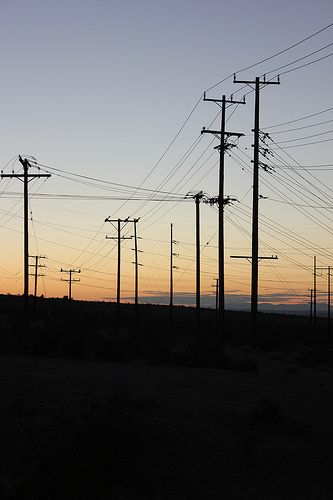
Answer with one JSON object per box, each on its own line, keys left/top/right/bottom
{"left": 117, "top": 219, "right": 121, "bottom": 307}
{"left": 252, "top": 78, "right": 260, "bottom": 328}
{"left": 23, "top": 160, "right": 29, "bottom": 311}
{"left": 134, "top": 219, "right": 138, "bottom": 308}
{"left": 234, "top": 75, "right": 280, "bottom": 332}
{"left": 202, "top": 94, "right": 245, "bottom": 343}
{"left": 132, "top": 218, "right": 142, "bottom": 322}
{"left": 195, "top": 193, "right": 201, "bottom": 314}
{"left": 105, "top": 217, "right": 135, "bottom": 328}
{"left": 1, "top": 156, "right": 50, "bottom": 316}
{"left": 61, "top": 268, "right": 81, "bottom": 317}
{"left": 214, "top": 279, "right": 219, "bottom": 311}
{"left": 29, "top": 255, "right": 46, "bottom": 312}
{"left": 61, "top": 268, "right": 81, "bottom": 300}
{"left": 34, "top": 256, "right": 38, "bottom": 299}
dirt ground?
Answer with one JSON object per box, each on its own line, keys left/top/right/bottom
{"left": 0, "top": 349, "right": 332, "bottom": 499}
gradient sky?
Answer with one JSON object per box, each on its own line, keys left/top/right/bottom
{"left": 1, "top": 0, "right": 333, "bottom": 311}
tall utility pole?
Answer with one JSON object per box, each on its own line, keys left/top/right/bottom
{"left": 195, "top": 192, "right": 202, "bottom": 315}
{"left": 186, "top": 191, "right": 204, "bottom": 322}
{"left": 29, "top": 255, "right": 46, "bottom": 311}
{"left": 169, "top": 223, "right": 179, "bottom": 320}
{"left": 1, "top": 156, "right": 50, "bottom": 315}
{"left": 132, "top": 218, "right": 142, "bottom": 319}
{"left": 105, "top": 217, "right": 136, "bottom": 326}
{"left": 202, "top": 94, "right": 245, "bottom": 342}
{"left": 234, "top": 74, "right": 280, "bottom": 330}
{"left": 61, "top": 268, "right": 81, "bottom": 300}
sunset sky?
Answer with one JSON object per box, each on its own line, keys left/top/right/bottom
{"left": 1, "top": 0, "right": 333, "bottom": 312}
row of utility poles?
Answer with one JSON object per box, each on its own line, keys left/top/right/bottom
{"left": 3, "top": 74, "right": 331, "bottom": 339}
{"left": 1, "top": 155, "right": 82, "bottom": 314}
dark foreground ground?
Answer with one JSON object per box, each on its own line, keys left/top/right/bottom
{"left": 0, "top": 349, "right": 332, "bottom": 499}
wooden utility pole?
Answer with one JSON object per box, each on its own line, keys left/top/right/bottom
{"left": 29, "top": 255, "right": 46, "bottom": 312}
{"left": 105, "top": 217, "right": 136, "bottom": 327}
{"left": 1, "top": 156, "right": 50, "bottom": 316}
{"left": 195, "top": 192, "right": 202, "bottom": 315}
{"left": 233, "top": 74, "right": 280, "bottom": 331}
{"left": 185, "top": 192, "right": 204, "bottom": 321}
{"left": 60, "top": 268, "right": 81, "bottom": 300}
{"left": 132, "top": 218, "right": 142, "bottom": 320}
{"left": 202, "top": 94, "right": 245, "bottom": 343}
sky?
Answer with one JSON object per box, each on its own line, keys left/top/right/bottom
{"left": 1, "top": 0, "right": 333, "bottom": 312}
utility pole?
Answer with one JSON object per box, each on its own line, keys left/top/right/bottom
{"left": 202, "top": 93, "right": 245, "bottom": 343}
{"left": 169, "top": 223, "right": 179, "bottom": 322}
{"left": 195, "top": 192, "right": 202, "bottom": 315}
{"left": 185, "top": 191, "right": 204, "bottom": 325}
{"left": 60, "top": 268, "right": 81, "bottom": 300}
{"left": 29, "top": 255, "right": 46, "bottom": 312}
{"left": 1, "top": 156, "right": 50, "bottom": 316}
{"left": 131, "top": 218, "right": 142, "bottom": 320}
{"left": 234, "top": 74, "right": 280, "bottom": 332}
{"left": 105, "top": 217, "right": 136, "bottom": 327}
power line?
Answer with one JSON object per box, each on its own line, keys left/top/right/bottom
{"left": 204, "top": 21, "right": 333, "bottom": 92}
{"left": 262, "top": 106, "right": 333, "bottom": 129}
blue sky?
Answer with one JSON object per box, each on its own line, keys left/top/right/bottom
{"left": 1, "top": 0, "right": 333, "bottom": 309}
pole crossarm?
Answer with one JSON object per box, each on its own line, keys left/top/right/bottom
{"left": 60, "top": 268, "right": 81, "bottom": 279}
{"left": 203, "top": 92, "right": 246, "bottom": 105}
{"left": 201, "top": 128, "right": 244, "bottom": 138}
{"left": 233, "top": 74, "right": 280, "bottom": 86}
{"left": 231, "top": 255, "right": 278, "bottom": 264}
